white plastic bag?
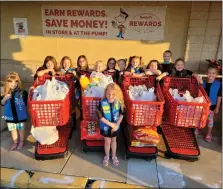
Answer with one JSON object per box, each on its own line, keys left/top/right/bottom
{"left": 31, "top": 126, "right": 59, "bottom": 145}
{"left": 98, "top": 75, "right": 113, "bottom": 88}
{"left": 128, "top": 85, "right": 156, "bottom": 101}
{"left": 32, "top": 77, "right": 69, "bottom": 101}
{"left": 169, "top": 88, "right": 204, "bottom": 103}
{"left": 84, "top": 86, "right": 104, "bottom": 97}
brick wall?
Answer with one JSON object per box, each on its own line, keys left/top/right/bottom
{"left": 185, "top": 2, "right": 222, "bottom": 72}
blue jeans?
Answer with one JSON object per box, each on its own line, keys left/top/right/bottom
{"left": 117, "top": 32, "right": 123, "bottom": 38}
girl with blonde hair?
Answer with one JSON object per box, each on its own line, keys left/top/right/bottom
{"left": 1, "top": 72, "right": 28, "bottom": 151}
{"left": 94, "top": 60, "right": 104, "bottom": 73}
{"left": 96, "top": 83, "right": 125, "bottom": 166}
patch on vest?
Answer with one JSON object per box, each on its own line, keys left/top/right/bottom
{"left": 102, "top": 105, "right": 110, "bottom": 111}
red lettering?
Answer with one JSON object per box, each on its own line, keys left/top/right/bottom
{"left": 101, "top": 10, "right": 106, "bottom": 17}
{"left": 63, "top": 20, "right": 68, "bottom": 27}
{"left": 95, "top": 10, "right": 101, "bottom": 17}
{"left": 158, "top": 21, "right": 161, "bottom": 26}
{"left": 138, "top": 21, "right": 144, "bottom": 26}
{"left": 45, "top": 9, "right": 49, "bottom": 16}
{"left": 45, "top": 19, "right": 51, "bottom": 27}
{"left": 67, "top": 10, "right": 72, "bottom": 16}
{"left": 90, "top": 10, "right": 95, "bottom": 17}
{"left": 85, "top": 10, "right": 90, "bottom": 16}
{"left": 77, "top": 10, "right": 85, "bottom": 16}
{"left": 92, "top": 20, "right": 98, "bottom": 28}
{"left": 71, "top": 20, "right": 78, "bottom": 27}
{"left": 144, "top": 21, "right": 149, "bottom": 26}
{"left": 129, "top": 21, "right": 133, "bottom": 26}
{"left": 79, "top": 20, "right": 85, "bottom": 28}
{"left": 134, "top": 21, "right": 137, "bottom": 27}
{"left": 149, "top": 21, "right": 153, "bottom": 26}
{"left": 98, "top": 20, "right": 104, "bottom": 28}
{"left": 55, "top": 10, "right": 59, "bottom": 16}
{"left": 85, "top": 20, "right": 92, "bottom": 28}
{"left": 46, "top": 30, "right": 51, "bottom": 34}
{"left": 49, "top": 10, "right": 54, "bottom": 16}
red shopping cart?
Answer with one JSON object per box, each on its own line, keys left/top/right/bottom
{"left": 160, "top": 76, "right": 211, "bottom": 161}
{"left": 80, "top": 120, "right": 104, "bottom": 153}
{"left": 29, "top": 74, "right": 76, "bottom": 160}
{"left": 122, "top": 76, "right": 164, "bottom": 160}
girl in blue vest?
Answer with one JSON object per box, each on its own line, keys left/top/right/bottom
{"left": 196, "top": 65, "right": 222, "bottom": 142}
{"left": 1, "top": 72, "right": 28, "bottom": 151}
{"left": 125, "top": 56, "right": 145, "bottom": 77}
{"left": 97, "top": 83, "right": 125, "bottom": 166}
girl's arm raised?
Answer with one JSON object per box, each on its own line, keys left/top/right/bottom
{"left": 37, "top": 68, "right": 55, "bottom": 77}
{"left": 192, "top": 73, "right": 203, "bottom": 84}
{"left": 156, "top": 72, "right": 168, "bottom": 81}
{"left": 1, "top": 94, "right": 11, "bottom": 105}
{"left": 132, "top": 73, "right": 145, "bottom": 77}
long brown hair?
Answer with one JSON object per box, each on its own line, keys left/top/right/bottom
{"left": 60, "top": 56, "right": 73, "bottom": 69}
{"left": 4, "top": 72, "right": 22, "bottom": 96}
{"left": 103, "top": 83, "right": 125, "bottom": 111}
{"left": 147, "top": 59, "right": 162, "bottom": 70}
{"left": 42, "top": 56, "right": 58, "bottom": 71}
{"left": 126, "top": 56, "right": 142, "bottom": 69}
{"left": 77, "top": 55, "right": 89, "bottom": 71}
{"left": 106, "top": 57, "right": 116, "bottom": 70}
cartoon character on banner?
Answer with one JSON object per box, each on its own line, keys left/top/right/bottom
{"left": 111, "top": 8, "right": 129, "bottom": 39}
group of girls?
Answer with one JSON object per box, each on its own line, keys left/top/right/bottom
{"left": 1, "top": 50, "right": 221, "bottom": 168}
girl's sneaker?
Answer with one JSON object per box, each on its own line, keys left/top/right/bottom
{"left": 204, "top": 134, "right": 212, "bottom": 142}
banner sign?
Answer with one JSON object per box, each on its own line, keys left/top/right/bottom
{"left": 41, "top": 6, "right": 166, "bottom": 40}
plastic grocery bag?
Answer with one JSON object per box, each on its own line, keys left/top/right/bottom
{"left": 128, "top": 85, "right": 156, "bottom": 101}
{"left": 31, "top": 126, "right": 59, "bottom": 145}
{"left": 32, "top": 77, "right": 69, "bottom": 101}
{"left": 90, "top": 71, "right": 104, "bottom": 84}
{"left": 98, "top": 75, "right": 113, "bottom": 88}
{"left": 84, "top": 86, "right": 104, "bottom": 97}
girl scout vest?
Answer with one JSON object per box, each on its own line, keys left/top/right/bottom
{"left": 4, "top": 89, "right": 28, "bottom": 122}
{"left": 203, "top": 80, "right": 221, "bottom": 105}
{"left": 99, "top": 99, "right": 121, "bottom": 133}
{"left": 130, "top": 66, "right": 141, "bottom": 74}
